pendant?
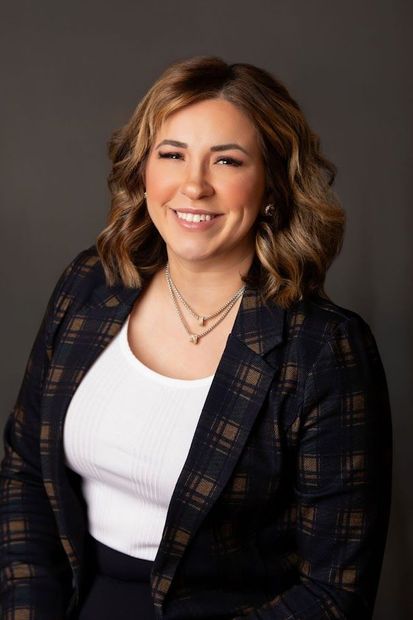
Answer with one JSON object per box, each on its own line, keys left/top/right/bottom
{"left": 198, "top": 315, "right": 205, "bottom": 326}
{"left": 189, "top": 334, "right": 199, "bottom": 344}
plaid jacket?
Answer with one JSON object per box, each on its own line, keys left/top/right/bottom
{"left": 0, "top": 246, "right": 392, "bottom": 619}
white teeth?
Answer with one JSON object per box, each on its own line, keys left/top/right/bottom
{"left": 176, "top": 211, "right": 215, "bottom": 222}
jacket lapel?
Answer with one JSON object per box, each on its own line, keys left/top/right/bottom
{"left": 40, "top": 283, "right": 143, "bottom": 573}
{"left": 40, "top": 269, "right": 286, "bottom": 612}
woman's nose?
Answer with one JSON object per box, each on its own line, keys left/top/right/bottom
{"left": 180, "top": 167, "right": 214, "bottom": 200}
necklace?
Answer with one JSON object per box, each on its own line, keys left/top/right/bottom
{"left": 165, "top": 264, "right": 245, "bottom": 325}
{"left": 165, "top": 263, "right": 245, "bottom": 344}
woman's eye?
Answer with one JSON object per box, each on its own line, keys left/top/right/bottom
{"left": 216, "top": 156, "right": 242, "bottom": 167}
{"left": 158, "top": 151, "right": 183, "bottom": 160}
{"left": 157, "top": 152, "right": 242, "bottom": 167}
{"left": 159, "top": 152, "right": 181, "bottom": 159}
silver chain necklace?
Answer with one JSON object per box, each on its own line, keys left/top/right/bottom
{"left": 165, "top": 263, "right": 245, "bottom": 344}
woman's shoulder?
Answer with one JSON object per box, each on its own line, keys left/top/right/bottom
{"left": 294, "top": 293, "right": 369, "bottom": 329}
{"left": 48, "top": 244, "right": 106, "bottom": 313}
{"left": 62, "top": 244, "right": 102, "bottom": 279}
{"left": 284, "top": 293, "right": 378, "bottom": 361}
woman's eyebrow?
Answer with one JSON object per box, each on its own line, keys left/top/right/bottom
{"left": 155, "top": 139, "right": 250, "bottom": 156}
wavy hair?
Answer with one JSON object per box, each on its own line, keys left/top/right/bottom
{"left": 97, "top": 55, "right": 345, "bottom": 308}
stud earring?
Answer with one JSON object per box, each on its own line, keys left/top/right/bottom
{"left": 264, "top": 203, "right": 275, "bottom": 216}
{"left": 144, "top": 191, "right": 147, "bottom": 199}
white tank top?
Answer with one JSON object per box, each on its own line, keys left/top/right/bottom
{"left": 63, "top": 314, "right": 214, "bottom": 560}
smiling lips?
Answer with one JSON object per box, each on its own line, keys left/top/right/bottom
{"left": 176, "top": 211, "right": 217, "bottom": 222}
{"left": 171, "top": 208, "right": 223, "bottom": 229}
{"left": 171, "top": 207, "right": 222, "bottom": 224}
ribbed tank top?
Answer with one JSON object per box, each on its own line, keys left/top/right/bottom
{"left": 63, "top": 314, "right": 214, "bottom": 560}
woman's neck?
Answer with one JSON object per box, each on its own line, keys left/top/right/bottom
{"left": 159, "top": 252, "right": 254, "bottom": 315}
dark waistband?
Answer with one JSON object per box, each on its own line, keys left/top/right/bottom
{"left": 85, "top": 534, "right": 154, "bottom": 582}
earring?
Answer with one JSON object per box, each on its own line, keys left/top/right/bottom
{"left": 144, "top": 191, "right": 147, "bottom": 198}
{"left": 264, "top": 203, "right": 274, "bottom": 217}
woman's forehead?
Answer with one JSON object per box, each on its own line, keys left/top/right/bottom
{"left": 153, "top": 99, "right": 261, "bottom": 150}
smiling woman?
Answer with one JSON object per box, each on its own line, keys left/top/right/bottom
{"left": 0, "top": 55, "right": 391, "bottom": 620}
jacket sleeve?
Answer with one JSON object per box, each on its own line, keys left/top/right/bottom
{"left": 0, "top": 250, "right": 90, "bottom": 619}
{"left": 234, "top": 315, "right": 392, "bottom": 620}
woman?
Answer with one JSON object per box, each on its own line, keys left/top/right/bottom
{"left": 0, "top": 55, "right": 392, "bottom": 619}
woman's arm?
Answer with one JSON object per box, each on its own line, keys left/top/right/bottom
{"left": 0, "top": 251, "right": 89, "bottom": 619}
{"left": 234, "top": 315, "right": 392, "bottom": 619}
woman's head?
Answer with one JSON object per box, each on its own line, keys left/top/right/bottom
{"left": 97, "top": 55, "right": 345, "bottom": 308}
{"left": 143, "top": 97, "right": 267, "bottom": 274}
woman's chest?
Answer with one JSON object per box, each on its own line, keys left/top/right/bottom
{"left": 62, "top": 332, "right": 214, "bottom": 499}
{"left": 127, "top": 283, "right": 242, "bottom": 381}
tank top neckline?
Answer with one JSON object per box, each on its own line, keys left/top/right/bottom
{"left": 118, "top": 314, "right": 215, "bottom": 388}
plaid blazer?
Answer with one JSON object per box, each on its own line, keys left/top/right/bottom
{"left": 0, "top": 246, "right": 392, "bottom": 620}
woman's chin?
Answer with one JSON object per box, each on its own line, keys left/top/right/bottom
{"left": 166, "top": 248, "right": 218, "bottom": 265}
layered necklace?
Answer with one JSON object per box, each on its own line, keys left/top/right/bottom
{"left": 164, "top": 263, "right": 245, "bottom": 344}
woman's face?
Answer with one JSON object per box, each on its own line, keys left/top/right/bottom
{"left": 143, "top": 98, "right": 267, "bottom": 270}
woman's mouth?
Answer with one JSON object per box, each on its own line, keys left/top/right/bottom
{"left": 170, "top": 209, "right": 223, "bottom": 230}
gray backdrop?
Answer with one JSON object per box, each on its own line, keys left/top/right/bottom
{"left": 1, "top": 1, "right": 411, "bottom": 617}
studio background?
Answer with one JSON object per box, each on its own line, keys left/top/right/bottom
{"left": 0, "top": 1, "right": 411, "bottom": 617}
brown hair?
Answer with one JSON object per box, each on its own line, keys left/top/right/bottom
{"left": 97, "top": 55, "right": 345, "bottom": 308}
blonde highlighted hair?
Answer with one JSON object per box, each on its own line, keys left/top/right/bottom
{"left": 97, "top": 55, "right": 345, "bottom": 309}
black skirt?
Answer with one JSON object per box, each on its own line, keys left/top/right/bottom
{"left": 77, "top": 534, "right": 156, "bottom": 619}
